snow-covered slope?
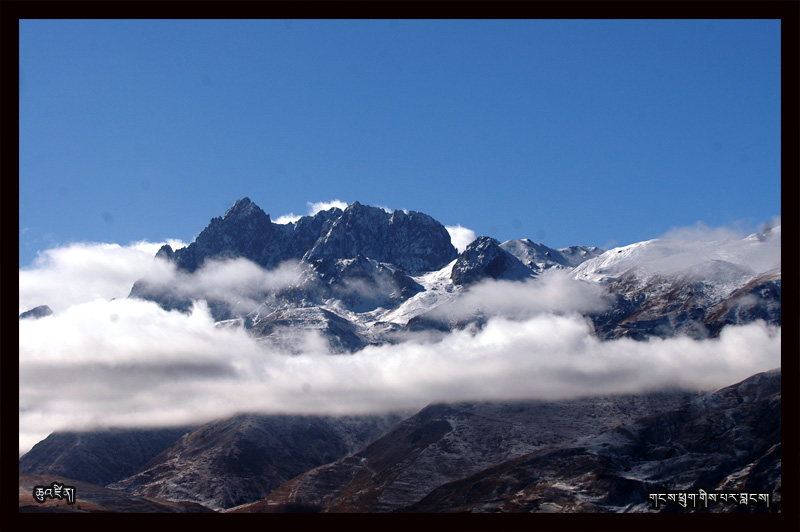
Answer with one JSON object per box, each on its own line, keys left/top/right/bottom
{"left": 572, "top": 229, "right": 780, "bottom": 288}
{"left": 500, "top": 238, "right": 602, "bottom": 272}
{"left": 573, "top": 229, "right": 781, "bottom": 340}
{"left": 376, "top": 259, "right": 460, "bottom": 327}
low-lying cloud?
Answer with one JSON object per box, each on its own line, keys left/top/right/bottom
{"left": 18, "top": 237, "right": 781, "bottom": 456}
{"left": 576, "top": 221, "right": 781, "bottom": 284}
{"left": 19, "top": 298, "right": 780, "bottom": 456}
{"left": 134, "top": 256, "right": 304, "bottom": 316}
{"left": 19, "top": 240, "right": 186, "bottom": 314}
{"left": 429, "top": 269, "right": 608, "bottom": 322}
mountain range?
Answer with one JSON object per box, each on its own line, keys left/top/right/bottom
{"left": 19, "top": 198, "right": 781, "bottom": 514}
{"left": 121, "top": 197, "right": 779, "bottom": 350}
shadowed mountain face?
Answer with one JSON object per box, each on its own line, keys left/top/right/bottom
{"left": 450, "top": 237, "right": 603, "bottom": 286}
{"left": 402, "top": 370, "right": 781, "bottom": 513}
{"left": 303, "top": 202, "right": 458, "bottom": 271}
{"left": 588, "top": 268, "right": 781, "bottom": 341}
{"left": 145, "top": 198, "right": 458, "bottom": 275}
{"left": 231, "top": 370, "right": 779, "bottom": 514}
{"left": 572, "top": 233, "right": 781, "bottom": 341}
{"left": 108, "top": 413, "right": 404, "bottom": 510}
{"left": 19, "top": 413, "right": 403, "bottom": 511}
{"left": 19, "top": 427, "right": 195, "bottom": 487}
{"left": 231, "top": 391, "right": 700, "bottom": 513}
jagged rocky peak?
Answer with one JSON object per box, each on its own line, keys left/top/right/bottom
{"left": 450, "top": 236, "right": 510, "bottom": 285}
{"left": 155, "top": 244, "right": 174, "bottom": 260}
{"left": 304, "top": 201, "right": 458, "bottom": 271}
{"left": 129, "top": 197, "right": 457, "bottom": 320}
{"left": 451, "top": 238, "right": 604, "bottom": 287}
{"left": 166, "top": 197, "right": 280, "bottom": 272}
{"left": 224, "top": 196, "right": 266, "bottom": 220}
{"left": 19, "top": 305, "right": 54, "bottom": 320}
{"left": 143, "top": 198, "right": 456, "bottom": 275}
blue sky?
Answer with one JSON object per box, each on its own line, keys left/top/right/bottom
{"left": 19, "top": 19, "right": 781, "bottom": 268}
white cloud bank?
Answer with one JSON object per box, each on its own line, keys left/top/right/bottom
{"left": 19, "top": 239, "right": 186, "bottom": 314}
{"left": 18, "top": 235, "right": 781, "bottom": 456}
{"left": 19, "top": 297, "right": 780, "bottom": 455}
{"left": 429, "top": 269, "right": 608, "bottom": 322}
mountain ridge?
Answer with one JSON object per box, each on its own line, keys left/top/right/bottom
{"left": 127, "top": 198, "right": 780, "bottom": 349}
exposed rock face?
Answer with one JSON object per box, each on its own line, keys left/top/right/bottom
{"left": 128, "top": 198, "right": 455, "bottom": 346}
{"left": 450, "top": 237, "right": 521, "bottom": 285}
{"left": 108, "top": 413, "right": 403, "bottom": 511}
{"left": 18, "top": 427, "right": 194, "bottom": 487}
{"left": 154, "top": 243, "right": 174, "bottom": 260}
{"left": 127, "top": 198, "right": 779, "bottom": 350}
{"left": 556, "top": 244, "right": 605, "bottom": 267}
{"left": 304, "top": 202, "right": 457, "bottom": 272}
{"left": 142, "top": 198, "right": 456, "bottom": 276}
{"left": 285, "top": 206, "right": 343, "bottom": 259}
{"left": 20, "top": 198, "right": 783, "bottom": 515}
{"left": 169, "top": 198, "right": 287, "bottom": 272}
{"left": 589, "top": 268, "right": 781, "bottom": 341}
{"left": 448, "top": 236, "right": 595, "bottom": 286}
{"left": 19, "top": 305, "right": 54, "bottom": 320}
{"left": 573, "top": 232, "right": 782, "bottom": 340}
{"left": 704, "top": 270, "right": 781, "bottom": 336}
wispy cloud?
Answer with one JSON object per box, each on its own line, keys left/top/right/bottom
{"left": 19, "top": 289, "right": 780, "bottom": 455}
{"left": 307, "top": 199, "right": 348, "bottom": 214}
{"left": 273, "top": 213, "right": 303, "bottom": 224}
{"left": 659, "top": 218, "right": 779, "bottom": 242}
{"left": 429, "top": 269, "right": 608, "bottom": 322}
{"left": 274, "top": 199, "right": 349, "bottom": 224}
{"left": 762, "top": 215, "right": 781, "bottom": 234}
{"left": 578, "top": 223, "right": 781, "bottom": 284}
{"left": 133, "top": 256, "right": 304, "bottom": 316}
{"left": 445, "top": 225, "right": 476, "bottom": 253}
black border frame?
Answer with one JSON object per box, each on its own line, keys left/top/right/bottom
{"left": 6, "top": 2, "right": 798, "bottom": 531}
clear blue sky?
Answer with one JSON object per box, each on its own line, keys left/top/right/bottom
{"left": 19, "top": 19, "right": 781, "bottom": 268}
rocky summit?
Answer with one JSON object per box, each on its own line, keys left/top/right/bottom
{"left": 151, "top": 198, "right": 457, "bottom": 274}
{"left": 19, "top": 305, "right": 54, "bottom": 320}
{"left": 127, "top": 198, "right": 780, "bottom": 350}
